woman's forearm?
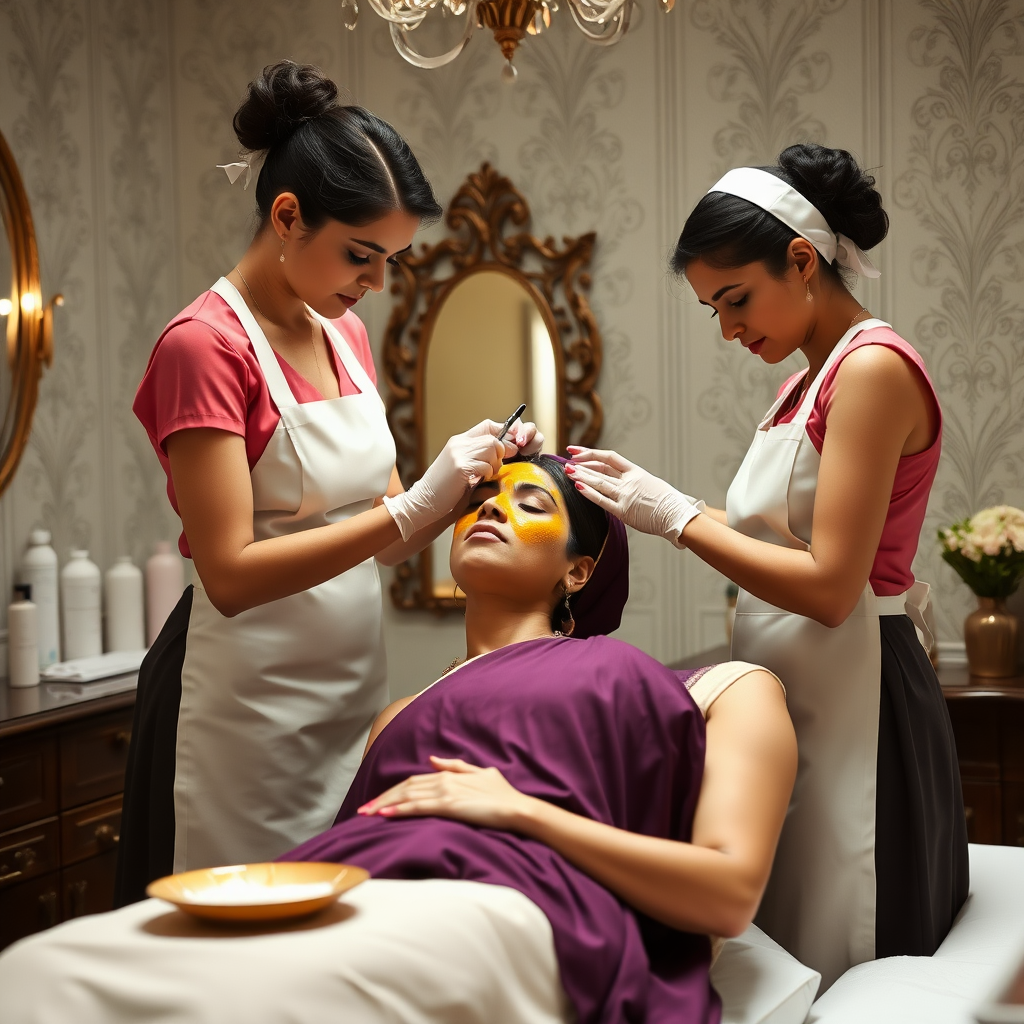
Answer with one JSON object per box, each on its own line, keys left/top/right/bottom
{"left": 375, "top": 507, "right": 459, "bottom": 567}
{"left": 514, "top": 798, "right": 762, "bottom": 937}
{"left": 671, "top": 506, "right": 864, "bottom": 626}
{"left": 680, "top": 514, "right": 856, "bottom": 626}
{"left": 699, "top": 506, "right": 730, "bottom": 526}
{"left": 201, "top": 505, "right": 401, "bottom": 616}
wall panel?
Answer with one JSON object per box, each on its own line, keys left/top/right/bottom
{"left": 0, "top": 0, "right": 1021, "bottom": 695}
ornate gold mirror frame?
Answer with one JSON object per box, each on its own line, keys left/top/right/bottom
{"left": 0, "top": 129, "right": 59, "bottom": 498}
{"left": 383, "top": 162, "right": 603, "bottom": 611}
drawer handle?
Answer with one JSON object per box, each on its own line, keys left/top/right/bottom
{"left": 111, "top": 730, "right": 131, "bottom": 749}
{"left": 0, "top": 836, "right": 44, "bottom": 881}
{"left": 94, "top": 823, "right": 120, "bottom": 850}
{"left": 68, "top": 879, "right": 88, "bottom": 917}
{"left": 15, "top": 846, "right": 37, "bottom": 870}
{"left": 38, "top": 890, "right": 58, "bottom": 928}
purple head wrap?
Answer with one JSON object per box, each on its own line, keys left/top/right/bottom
{"left": 545, "top": 454, "right": 629, "bottom": 639}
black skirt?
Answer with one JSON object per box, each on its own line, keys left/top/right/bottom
{"left": 874, "top": 614, "right": 969, "bottom": 956}
{"left": 114, "top": 586, "right": 193, "bottom": 907}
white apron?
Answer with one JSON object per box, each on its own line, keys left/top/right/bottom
{"left": 172, "top": 278, "right": 395, "bottom": 872}
{"left": 726, "top": 319, "right": 926, "bottom": 990}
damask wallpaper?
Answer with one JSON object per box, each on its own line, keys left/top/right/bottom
{"left": 0, "top": 0, "right": 1021, "bottom": 694}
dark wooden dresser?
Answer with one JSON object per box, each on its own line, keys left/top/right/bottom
{"left": 939, "top": 664, "right": 1024, "bottom": 847}
{"left": 0, "top": 674, "right": 136, "bottom": 952}
{"left": 671, "top": 644, "right": 1024, "bottom": 849}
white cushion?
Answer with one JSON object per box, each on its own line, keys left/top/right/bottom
{"left": 934, "top": 843, "right": 1024, "bottom": 963}
{"left": 711, "top": 923, "right": 821, "bottom": 1024}
{"left": 809, "top": 844, "right": 1024, "bottom": 1024}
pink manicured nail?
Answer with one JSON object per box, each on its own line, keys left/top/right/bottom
{"left": 575, "top": 482, "right": 584, "bottom": 491}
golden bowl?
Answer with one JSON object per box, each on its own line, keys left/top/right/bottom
{"left": 146, "top": 861, "right": 369, "bottom": 922}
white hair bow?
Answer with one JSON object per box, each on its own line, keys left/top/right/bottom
{"left": 708, "top": 167, "right": 881, "bottom": 279}
{"left": 216, "top": 157, "right": 252, "bottom": 190}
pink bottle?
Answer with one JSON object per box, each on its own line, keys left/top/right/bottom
{"left": 145, "top": 541, "right": 185, "bottom": 645}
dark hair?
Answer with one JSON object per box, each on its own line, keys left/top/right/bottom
{"left": 524, "top": 455, "right": 609, "bottom": 633}
{"left": 670, "top": 144, "right": 888, "bottom": 282}
{"left": 233, "top": 61, "right": 442, "bottom": 230}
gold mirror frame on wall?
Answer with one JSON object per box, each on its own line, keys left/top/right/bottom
{"left": 383, "top": 162, "right": 603, "bottom": 612}
{"left": 0, "top": 129, "right": 58, "bottom": 499}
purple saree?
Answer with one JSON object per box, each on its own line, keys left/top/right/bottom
{"left": 282, "top": 635, "right": 720, "bottom": 1024}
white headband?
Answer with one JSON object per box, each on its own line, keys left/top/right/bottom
{"left": 707, "top": 167, "right": 880, "bottom": 279}
{"left": 217, "top": 156, "right": 253, "bottom": 190}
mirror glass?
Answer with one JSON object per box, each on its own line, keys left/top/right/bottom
{"left": 424, "top": 269, "right": 559, "bottom": 599}
{"left": 0, "top": 207, "right": 14, "bottom": 452}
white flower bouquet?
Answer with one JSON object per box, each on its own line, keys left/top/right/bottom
{"left": 939, "top": 505, "right": 1024, "bottom": 598}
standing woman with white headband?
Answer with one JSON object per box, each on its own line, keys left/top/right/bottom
{"left": 568, "top": 144, "right": 968, "bottom": 988}
{"left": 115, "top": 62, "right": 540, "bottom": 905}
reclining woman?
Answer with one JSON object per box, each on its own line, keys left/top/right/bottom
{"left": 0, "top": 456, "right": 797, "bottom": 1024}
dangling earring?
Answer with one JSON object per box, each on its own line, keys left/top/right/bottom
{"left": 559, "top": 587, "right": 576, "bottom": 637}
{"left": 279, "top": 238, "right": 286, "bottom": 263}
{"left": 805, "top": 279, "right": 813, "bottom": 303}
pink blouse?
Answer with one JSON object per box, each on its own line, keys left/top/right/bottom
{"left": 134, "top": 290, "right": 378, "bottom": 558}
{"left": 773, "top": 327, "right": 942, "bottom": 597}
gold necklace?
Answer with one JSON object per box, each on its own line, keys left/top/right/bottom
{"left": 847, "top": 307, "right": 870, "bottom": 330}
{"left": 796, "top": 307, "right": 872, "bottom": 404}
{"left": 235, "top": 268, "right": 327, "bottom": 395}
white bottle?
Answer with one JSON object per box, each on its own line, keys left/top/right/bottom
{"left": 18, "top": 529, "right": 60, "bottom": 668}
{"left": 105, "top": 557, "right": 146, "bottom": 652}
{"left": 146, "top": 541, "right": 184, "bottom": 645}
{"left": 61, "top": 550, "right": 102, "bottom": 660}
{"left": 8, "top": 584, "right": 39, "bottom": 688}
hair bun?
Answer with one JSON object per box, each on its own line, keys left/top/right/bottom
{"left": 233, "top": 61, "right": 338, "bottom": 152}
{"left": 777, "top": 143, "right": 889, "bottom": 252}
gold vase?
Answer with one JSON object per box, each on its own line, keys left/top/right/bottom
{"left": 964, "top": 596, "right": 1019, "bottom": 678}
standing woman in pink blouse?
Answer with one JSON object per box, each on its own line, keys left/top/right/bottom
{"left": 115, "top": 62, "right": 539, "bottom": 905}
{"left": 568, "top": 144, "right": 968, "bottom": 990}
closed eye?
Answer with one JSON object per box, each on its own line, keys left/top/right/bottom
{"left": 729, "top": 295, "right": 748, "bottom": 309}
{"left": 351, "top": 252, "right": 402, "bottom": 269}
{"left": 518, "top": 502, "right": 547, "bottom": 514}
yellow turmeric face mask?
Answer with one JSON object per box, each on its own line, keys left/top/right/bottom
{"left": 455, "top": 462, "right": 569, "bottom": 548}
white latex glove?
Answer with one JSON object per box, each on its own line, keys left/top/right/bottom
{"left": 383, "top": 421, "right": 518, "bottom": 541}
{"left": 566, "top": 446, "right": 704, "bottom": 546}
{"left": 505, "top": 419, "right": 544, "bottom": 455}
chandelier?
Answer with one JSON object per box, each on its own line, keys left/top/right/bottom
{"left": 340, "top": 0, "right": 674, "bottom": 79}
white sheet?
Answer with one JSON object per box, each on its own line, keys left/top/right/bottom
{"left": 712, "top": 923, "right": 820, "bottom": 1024}
{"left": 810, "top": 844, "right": 1024, "bottom": 1024}
{"left": 0, "top": 878, "right": 572, "bottom": 1024}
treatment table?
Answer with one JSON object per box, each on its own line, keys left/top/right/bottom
{"left": 714, "top": 842, "right": 1024, "bottom": 1024}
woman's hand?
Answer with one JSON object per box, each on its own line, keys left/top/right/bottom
{"left": 506, "top": 419, "right": 544, "bottom": 455}
{"left": 383, "top": 421, "right": 518, "bottom": 540}
{"left": 357, "top": 757, "right": 536, "bottom": 831}
{"left": 566, "top": 446, "right": 704, "bottom": 545}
